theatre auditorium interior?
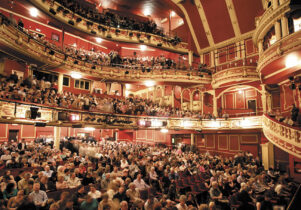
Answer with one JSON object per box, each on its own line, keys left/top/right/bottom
{"left": 1, "top": 0, "right": 301, "bottom": 209}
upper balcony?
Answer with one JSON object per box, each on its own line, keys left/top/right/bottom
{"left": 0, "top": 16, "right": 211, "bottom": 85}
{"left": 28, "top": 0, "right": 189, "bottom": 54}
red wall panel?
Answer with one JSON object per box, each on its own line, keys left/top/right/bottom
{"left": 235, "top": 92, "right": 245, "bottom": 109}
{"left": 229, "top": 135, "right": 240, "bottom": 151}
{"left": 218, "top": 135, "right": 228, "bottom": 150}
{"left": 21, "top": 125, "right": 35, "bottom": 138}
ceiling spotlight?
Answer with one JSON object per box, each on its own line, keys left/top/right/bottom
{"left": 30, "top": 8, "right": 39, "bottom": 17}
{"left": 171, "top": 11, "right": 176, "bottom": 17}
{"left": 71, "top": 72, "right": 82, "bottom": 79}
{"left": 96, "top": 37, "right": 102, "bottom": 43}
{"left": 144, "top": 80, "right": 155, "bottom": 87}
{"left": 143, "top": 8, "right": 151, "bottom": 16}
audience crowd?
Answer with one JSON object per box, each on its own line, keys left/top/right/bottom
{"left": 0, "top": 72, "right": 200, "bottom": 118}
{"left": 0, "top": 138, "right": 298, "bottom": 210}
{"left": 54, "top": 0, "right": 180, "bottom": 40}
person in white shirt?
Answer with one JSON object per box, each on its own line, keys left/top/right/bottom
{"left": 176, "top": 195, "right": 188, "bottom": 210}
{"left": 133, "top": 174, "right": 150, "bottom": 191}
{"left": 67, "top": 173, "right": 81, "bottom": 189}
{"left": 1, "top": 150, "right": 12, "bottom": 161}
{"left": 120, "top": 158, "right": 129, "bottom": 169}
{"left": 42, "top": 165, "right": 53, "bottom": 178}
{"left": 88, "top": 184, "right": 101, "bottom": 199}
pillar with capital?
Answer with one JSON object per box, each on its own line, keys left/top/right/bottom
{"left": 261, "top": 84, "right": 269, "bottom": 114}
{"left": 275, "top": 20, "right": 281, "bottom": 41}
{"left": 188, "top": 50, "right": 193, "bottom": 67}
{"left": 57, "top": 73, "right": 63, "bottom": 94}
{"left": 54, "top": 126, "right": 61, "bottom": 150}
{"left": 258, "top": 40, "right": 264, "bottom": 55}
{"left": 201, "top": 92, "right": 204, "bottom": 115}
{"left": 213, "top": 91, "right": 218, "bottom": 117}
{"left": 281, "top": 15, "right": 289, "bottom": 38}
{"left": 191, "top": 133, "right": 195, "bottom": 146}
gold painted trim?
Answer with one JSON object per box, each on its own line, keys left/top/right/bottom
{"left": 240, "top": 134, "right": 258, "bottom": 144}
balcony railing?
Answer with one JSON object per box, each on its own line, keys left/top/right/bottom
{"left": 28, "top": 0, "right": 188, "bottom": 54}
{"left": 257, "top": 30, "right": 301, "bottom": 73}
{"left": 0, "top": 16, "right": 211, "bottom": 84}
{"left": 262, "top": 114, "right": 301, "bottom": 158}
{"left": 212, "top": 65, "right": 259, "bottom": 88}
{"left": 0, "top": 99, "right": 262, "bottom": 130}
{"left": 253, "top": 0, "right": 290, "bottom": 45}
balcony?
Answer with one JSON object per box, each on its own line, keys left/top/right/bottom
{"left": 253, "top": 0, "right": 290, "bottom": 46}
{"left": 263, "top": 114, "right": 301, "bottom": 158}
{"left": 0, "top": 99, "right": 262, "bottom": 131}
{"left": 29, "top": 0, "right": 189, "bottom": 54}
{"left": 0, "top": 19, "right": 210, "bottom": 84}
{"left": 257, "top": 30, "right": 301, "bottom": 75}
{"left": 212, "top": 65, "right": 259, "bottom": 89}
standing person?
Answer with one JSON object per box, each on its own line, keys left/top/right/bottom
{"left": 291, "top": 104, "right": 299, "bottom": 122}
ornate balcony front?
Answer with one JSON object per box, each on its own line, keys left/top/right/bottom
{"left": 0, "top": 21, "right": 210, "bottom": 84}
{"left": 263, "top": 115, "right": 301, "bottom": 158}
{"left": 29, "top": 0, "right": 189, "bottom": 54}
{"left": 253, "top": 0, "right": 290, "bottom": 46}
{"left": 0, "top": 99, "right": 262, "bottom": 131}
{"left": 212, "top": 65, "right": 259, "bottom": 89}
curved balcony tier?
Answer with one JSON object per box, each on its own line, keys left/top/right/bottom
{"left": 0, "top": 99, "right": 262, "bottom": 131}
{"left": 257, "top": 30, "right": 301, "bottom": 83}
{"left": 263, "top": 115, "right": 301, "bottom": 158}
{"left": 212, "top": 66, "right": 259, "bottom": 89}
{"left": 253, "top": 0, "right": 290, "bottom": 45}
{"left": 0, "top": 21, "right": 210, "bottom": 85}
{"left": 29, "top": 0, "right": 189, "bottom": 54}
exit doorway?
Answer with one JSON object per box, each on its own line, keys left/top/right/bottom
{"left": 9, "top": 130, "right": 19, "bottom": 142}
{"left": 247, "top": 100, "right": 257, "bottom": 115}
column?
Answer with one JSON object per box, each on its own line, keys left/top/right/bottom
{"left": 191, "top": 133, "right": 195, "bottom": 146}
{"left": 121, "top": 84, "right": 126, "bottom": 97}
{"left": 57, "top": 73, "right": 63, "bottom": 94}
{"left": 261, "top": 84, "right": 267, "bottom": 113}
{"left": 240, "top": 41, "right": 246, "bottom": 61}
{"left": 53, "top": 126, "right": 61, "bottom": 150}
{"left": 214, "top": 50, "right": 218, "bottom": 67}
{"left": 200, "top": 54, "right": 204, "bottom": 64}
{"left": 261, "top": 142, "right": 275, "bottom": 170}
{"left": 0, "top": 58, "right": 4, "bottom": 75}
{"left": 106, "top": 82, "right": 111, "bottom": 95}
{"left": 171, "top": 88, "right": 175, "bottom": 108}
{"left": 281, "top": 16, "right": 289, "bottom": 37}
{"left": 90, "top": 81, "right": 94, "bottom": 94}
{"left": 210, "top": 51, "right": 215, "bottom": 68}
{"left": 275, "top": 21, "right": 281, "bottom": 41}
{"left": 213, "top": 91, "right": 218, "bottom": 117}
{"left": 236, "top": 42, "right": 241, "bottom": 59}
{"left": 190, "top": 94, "right": 193, "bottom": 111}
{"left": 200, "top": 92, "right": 204, "bottom": 115}
{"left": 272, "top": 0, "right": 278, "bottom": 10}
{"left": 188, "top": 50, "right": 193, "bottom": 67}
{"left": 258, "top": 40, "right": 264, "bottom": 55}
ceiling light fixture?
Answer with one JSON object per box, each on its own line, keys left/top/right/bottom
{"left": 30, "top": 8, "right": 39, "bottom": 17}
{"left": 160, "top": 128, "right": 168, "bottom": 133}
{"left": 140, "top": 45, "right": 147, "bottom": 51}
{"left": 84, "top": 127, "right": 95, "bottom": 131}
{"left": 144, "top": 80, "right": 155, "bottom": 87}
{"left": 171, "top": 11, "right": 176, "bottom": 17}
{"left": 143, "top": 8, "right": 151, "bottom": 16}
{"left": 96, "top": 37, "right": 102, "bottom": 43}
{"left": 71, "top": 72, "right": 82, "bottom": 79}
{"left": 285, "top": 55, "right": 299, "bottom": 68}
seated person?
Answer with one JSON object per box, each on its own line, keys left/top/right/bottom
{"left": 88, "top": 184, "right": 101, "bottom": 200}
{"left": 56, "top": 175, "right": 68, "bottom": 190}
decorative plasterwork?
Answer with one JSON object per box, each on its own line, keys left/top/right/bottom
{"left": 225, "top": 0, "right": 241, "bottom": 37}
{"left": 257, "top": 30, "right": 301, "bottom": 73}
{"left": 194, "top": 0, "right": 215, "bottom": 46}
{"left": 253, "top": 0, "right": 290, "bottom": 45}
{"left": 212, "top": 66, "right": 260, "bottom": 89}
{"left": 263, "top": 115, "right": 301, "bottom": 158}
